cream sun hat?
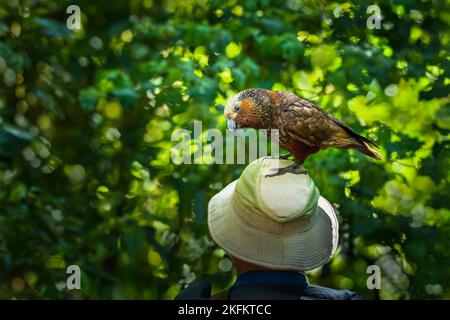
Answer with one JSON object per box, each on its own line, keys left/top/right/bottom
{"left": 208, "top": 157, "right": 339, "bottom": 271}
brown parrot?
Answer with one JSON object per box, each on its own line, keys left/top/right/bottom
{"left": 224, "top": 88, "right": 382, "bottom": 175}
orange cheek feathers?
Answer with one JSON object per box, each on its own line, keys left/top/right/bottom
{"left": 238, "top": 99, "right": 258, "bottom": 127}
{"left": 240, "top": 98, "right": 254, "bottom": 111}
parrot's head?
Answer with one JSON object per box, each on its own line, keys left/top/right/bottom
{"left": 224, "top": 88, "right": 277, "bottom": 132}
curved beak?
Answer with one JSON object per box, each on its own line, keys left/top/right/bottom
{"left": 226, "top": 118, "right": 239, "bottom": 132}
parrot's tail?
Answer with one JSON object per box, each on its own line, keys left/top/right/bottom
{"left": 355, "top": 142, "right": 383, "bottom": 160}
{"left": 330, "top": 126, "right": 383, "bottom": 160}
{"left": 336, "top": 130, "right": 383, "bottom": 160}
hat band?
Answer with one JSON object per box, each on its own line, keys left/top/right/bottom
{"left": 231, "top": 194, "right": 320, "bottom": 235}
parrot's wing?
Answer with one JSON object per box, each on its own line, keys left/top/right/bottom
{"left": 278, "top": 92, "right": 382, "bottom": 159}
{"left": 280, "top": 98, "right": 341, "bottom": 147}
{"left": 302, "top": 99, "right": 380, "bottom": 149}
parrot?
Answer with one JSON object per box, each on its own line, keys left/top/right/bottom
{"left": 224, "top": 88, "right": 382, "bottom": 176}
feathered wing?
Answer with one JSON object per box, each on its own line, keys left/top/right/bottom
{"left": 280, "top": 95, "right": 383, "bottom": 160}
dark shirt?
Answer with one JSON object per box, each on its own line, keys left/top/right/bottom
{"left": 176, "top": 271, "right": 363, "bottom": 300}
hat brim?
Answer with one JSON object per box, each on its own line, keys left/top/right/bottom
{"left": 208, "top": 180, "right": 339, "bottom": 271}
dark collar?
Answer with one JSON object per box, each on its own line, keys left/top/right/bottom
{"left": 232, "top": 271, "right": 309, "bottom": 289}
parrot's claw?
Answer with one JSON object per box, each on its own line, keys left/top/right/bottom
{"left": 266, "top": 153, "right": 291, "bottom": 160}
{"left": 264, "top": 164, "right": 308, "bottom": 177}
{"left": 279, "top": 153, "right": 292, "bottom": 160}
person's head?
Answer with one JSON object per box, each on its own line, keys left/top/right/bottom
{"left": 207, "top": 157, "right": 339, "bottom": 273}
{"left": 230, "top": 256, "right": 273, "bottom": 275}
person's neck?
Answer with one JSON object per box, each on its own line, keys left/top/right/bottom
{"left": 233, "top": 258, "right": 274, "bottom": 276}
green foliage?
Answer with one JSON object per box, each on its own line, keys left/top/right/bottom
{"left": 0, "top": 0, "right": 449, "bottom": 299}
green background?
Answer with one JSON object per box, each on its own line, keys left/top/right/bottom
{"left": 0, "top": 0, "right": 449, "bottom": 299}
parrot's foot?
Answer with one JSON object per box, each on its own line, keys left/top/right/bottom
{"left": 264, "top": 163, "right": 307, "bottom": 177}
{"left": 266, "top": 153, "right": 291, "bottom": 160}
{"left": 279, "top": 153, "right": 292, "bottom": 160}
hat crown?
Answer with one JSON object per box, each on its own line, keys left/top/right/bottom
{"left": 235, "top": 157, "right": 319, "bottom": 222}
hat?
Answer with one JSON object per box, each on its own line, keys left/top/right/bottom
{"left": 208, "top": 157, "right": 339, "bottom": 271}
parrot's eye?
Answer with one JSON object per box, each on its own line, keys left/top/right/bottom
{"left": 234, "top": 104, "right": 241, "bottom": 111}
